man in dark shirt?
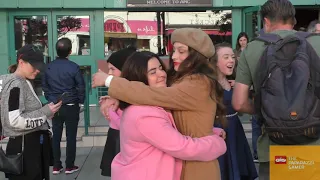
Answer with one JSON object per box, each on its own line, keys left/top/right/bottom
{"left": 42, "top": 38, "right": 85, "bottom": 175}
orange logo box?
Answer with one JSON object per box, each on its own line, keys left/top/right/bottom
{"left": 270, "top": 146, "right": 320, "bottom": 180}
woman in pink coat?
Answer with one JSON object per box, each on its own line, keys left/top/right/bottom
{"left": 110, "top": 51, "right": 227, "bottom": 180}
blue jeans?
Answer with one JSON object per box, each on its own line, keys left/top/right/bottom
{"left": 251, "top": 115, "right": 262, "bottom": 157}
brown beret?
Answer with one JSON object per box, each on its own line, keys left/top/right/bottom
{"left": 171, "top": 28, "right": 215, "bottom": 59}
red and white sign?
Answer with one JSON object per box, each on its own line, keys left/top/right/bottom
{"left": 75, "top": 18, "right": 231, "bottom": 37}
{"left": 75, "top": 18, "right": 162, "bottom": 36}
{"left": 127, "top": 20, "right": 161, "bottom": 36}
{"left": 275, "top": 156, "right": 287, "bottom": 164}
{"left": 104, "top": 19, "right": 126, "bottom": 32}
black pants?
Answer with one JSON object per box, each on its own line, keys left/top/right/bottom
{"left": 100, "top": 128, "right": 120, "bottom": 176}
{"left": 52, "top": 104, "right": 80, "bottom": 169}
{"left": 5, "top": 130, "right": 51, "bottom": 180}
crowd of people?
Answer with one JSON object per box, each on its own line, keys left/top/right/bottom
{"left": 1, "top": 0, "right": 320, "bottom": 180}
{"left": 93, "top": 0, "right": 320, "bottom": 179}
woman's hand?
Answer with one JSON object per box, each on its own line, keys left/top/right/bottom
{"left": 100, "top": 100, "right": 110, "bottom": 120}
{"left": 228, "top": 80, "right": 235, "bottom": 88}
{"left": 105, "top": 98, "right": 120, "bottom": 111}
{"left": 99, "top": 95, "right": 110, "bottom": 104}
{"left": 92, "top": 69, "right": 109, "bottom": 88}
{"left": 219, "top": 129, "right": 227, "bottom": 140}
{"left": 213, "top": 127, "right": 226, "bottom": 140}
{"left": 48, "top": 101, "right": 62, "bottom": 114}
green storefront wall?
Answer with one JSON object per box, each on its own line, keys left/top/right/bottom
{"left": 0, "top": 0, "right": 319, "bottom": 105}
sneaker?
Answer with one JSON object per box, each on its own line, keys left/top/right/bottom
{"left": 65, "top": 166, "right": 79, "bottom": 174}
{"left": 253, "top": 156, "right": 259, "bottom": 163}
{"left": 52, "top": 167, "right": 63, "bottom": 175}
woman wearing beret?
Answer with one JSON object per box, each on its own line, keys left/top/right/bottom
{"left": 92, "top": 28, "right": 226, "bottom": 180}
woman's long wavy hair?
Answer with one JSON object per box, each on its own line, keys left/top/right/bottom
{"left": 167, "top": 47, "right": 226, "bottom": 127}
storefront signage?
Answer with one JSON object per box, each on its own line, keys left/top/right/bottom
{"left": 190, "top": 19, "right": 215, "bottom": 25}
{"left": 104, "top": 19, "right": 126, "bottom": 32}
{"left": 127, "top": 0, "right": 212, "bottom": 7}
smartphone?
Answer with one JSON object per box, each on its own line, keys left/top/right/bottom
{"left": 57, "top": 92, "right": 69, "bottom": 103}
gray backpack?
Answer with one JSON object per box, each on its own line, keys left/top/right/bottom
{"left": 254, "top": 31, "right": 320, "bottom": 145}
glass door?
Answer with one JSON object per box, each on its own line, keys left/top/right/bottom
{"left": 242, "top": 6, "right": 262, "bottom": 41}
{"left": 8, "top": 11, "right": 54, "bottom": 99}
{"left": 51, "top": 11, "right": 96, "bottom": 105}
{"left": 8, "top": 11, "right": 97, "bottom": 105}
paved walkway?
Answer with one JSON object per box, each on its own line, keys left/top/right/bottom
{"left": 0, "top": 147, "right": 111, "bottom": 180}
{"left": 0, "top": 108, "right": 258, "bottom": 179}
{"left": 0, "top": 143, "right": 258, "bottom": 180}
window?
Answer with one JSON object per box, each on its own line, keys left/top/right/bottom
{"left": 57, "top": 15, "right": 91, "bottom": 56}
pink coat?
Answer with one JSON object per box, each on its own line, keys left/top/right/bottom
{"left": 111, "top": 106, "right": 226, "bottom": 180}
{"left": 107, "top": 108, "right": 122, "bottom": 130}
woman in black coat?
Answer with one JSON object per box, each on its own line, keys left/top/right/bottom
{"left": 99, "top": 47, "right": 136, "bottom": 177}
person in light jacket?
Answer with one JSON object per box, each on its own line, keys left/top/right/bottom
{"left": 110, "top": 51, "right": 227, "bottom": 180}
{"left": 0, "top": 44, "right": 62, "bottom": 180}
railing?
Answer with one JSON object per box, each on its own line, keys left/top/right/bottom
{"left": 98, "top": 87, "right": 108, "bottom": 99}
{"left": 81, "top": 66, "right": 91, "bottom": 135}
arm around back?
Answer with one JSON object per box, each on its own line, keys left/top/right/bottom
{"left": 108, "top": 75, "right": 210, "bottom": 111}
{"left": 135, "top": 107, "right": 227, "bottom": 161}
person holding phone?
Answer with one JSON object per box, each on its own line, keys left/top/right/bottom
{"left": 0, "top": 44, "right": 62, "bottom": 180}
{"left": 42, "top": 38, "right": 85, "bottom": 175}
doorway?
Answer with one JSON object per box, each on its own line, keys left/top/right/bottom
{"left": 8, "top": 11, "right": 98, "bottom": 105}
{"left": 242, "top": 6, "right": 262, "bottom": 41}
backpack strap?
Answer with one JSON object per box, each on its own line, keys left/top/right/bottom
{"left": 255, "top": 33, "right": 282, "bottom": 44}
{"left": 294, "top": 31, "right": 320, "bottom": 39}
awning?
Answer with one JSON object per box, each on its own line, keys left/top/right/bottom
{"left": 104, "top": 32, "right": 137, "bottom": 42}
{"left": 166, "top": 28, "right": 232, "bottom": 36}
{"left": 104, "top": 32, "right": 137, "bottom": 38}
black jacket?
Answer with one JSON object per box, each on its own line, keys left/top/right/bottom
{"left": 42, "top": 58, "right": 85, "bottom": 104}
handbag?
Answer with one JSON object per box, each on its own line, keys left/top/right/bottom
{"left": 0, "top": 78, "right": 24, "bottom": 175}
{"left": 47, "top": 130, "right": 54, "bottom": 166}
{"left": 0, "top": 133, "right": 24, "bottom": 175}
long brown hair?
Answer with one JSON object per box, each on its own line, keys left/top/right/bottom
{"left": 8, "top": 64, "right": 17, "bottom": 73}
{"left": 167, "top": 48, "right": 226, "bottom": 127}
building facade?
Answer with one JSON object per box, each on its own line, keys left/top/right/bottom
{"left": 0, "top": 0, "right": 320, "bottom": 105}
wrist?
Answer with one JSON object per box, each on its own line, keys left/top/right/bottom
{"left": 105, "top": 75, "right": 114, "bottom": 87}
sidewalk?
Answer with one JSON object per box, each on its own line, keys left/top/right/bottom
{"left": 0, "top": 108, "right": 258, "bottom": 179}
{"left": 0, "top": 142, "right": 258, "bottom": 180}
{"left": 0, "top": 147, "right": 111, "bottom": 180}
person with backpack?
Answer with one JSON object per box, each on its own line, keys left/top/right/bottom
{"left": 232, "top": 0, "right": 320, "bottom": 179}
